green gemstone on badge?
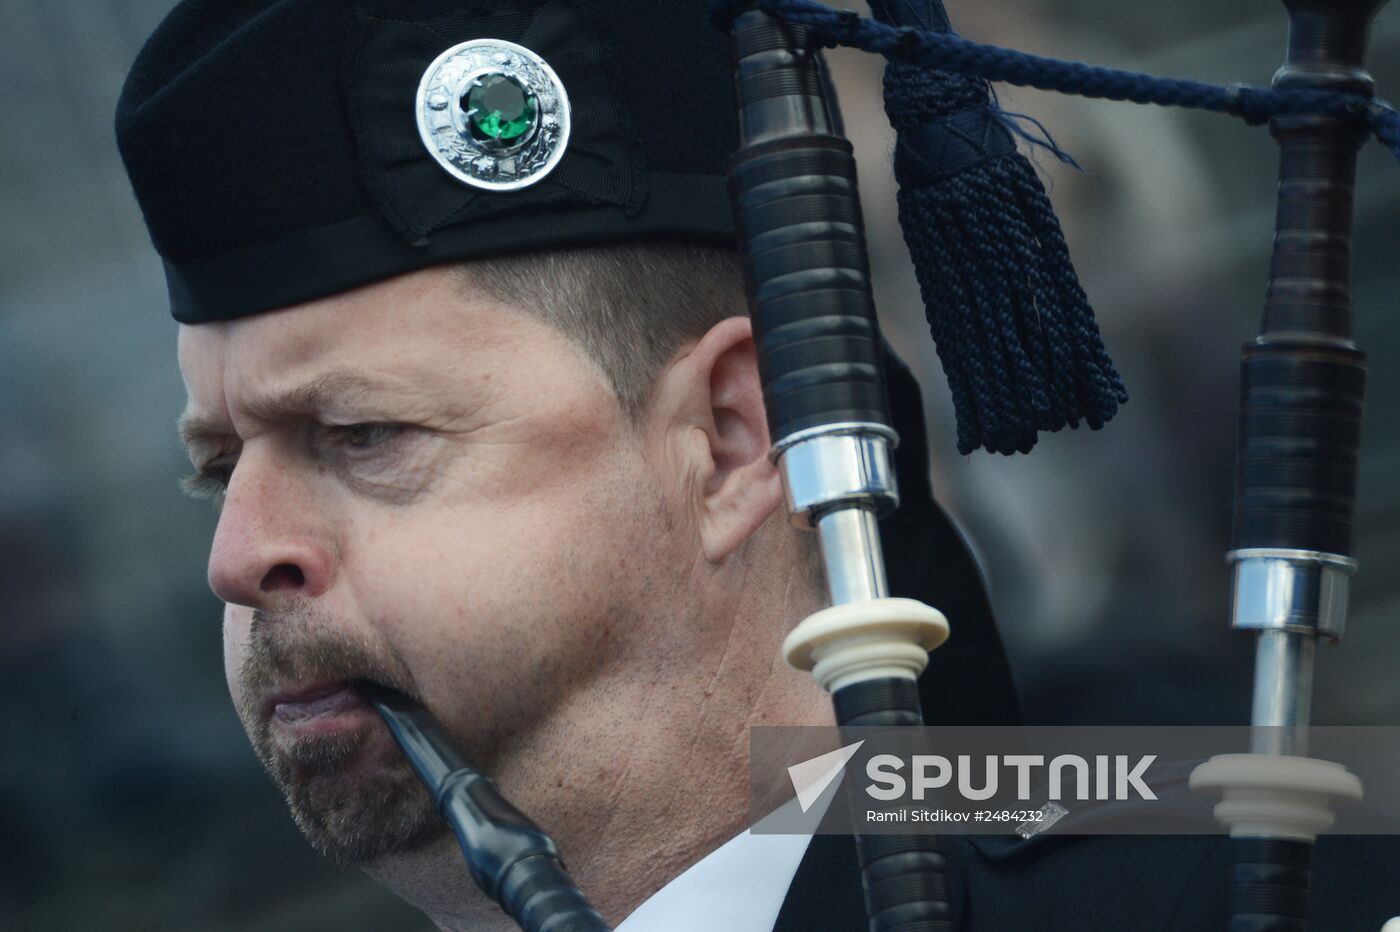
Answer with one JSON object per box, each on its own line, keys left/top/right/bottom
{"left": 464, "top": 74, "right": 536, "bottom": 143}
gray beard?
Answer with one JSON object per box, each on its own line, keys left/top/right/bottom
{"left": 236, "top": 605, "right": 447, "bottom": 866}
{"left": 250, "top": 711, "right": 444, "bottom": 866}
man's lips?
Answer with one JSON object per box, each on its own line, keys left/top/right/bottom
{"left": 264, "top": 681, "right": 375, "bottom": 733}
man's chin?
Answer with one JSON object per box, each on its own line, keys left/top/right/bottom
{"left": 257, "top": 720, "right": 445, "bottom": 867}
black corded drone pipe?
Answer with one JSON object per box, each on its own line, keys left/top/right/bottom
{"left": 724, "top": 9, "right": 954, "bottom": 931}
{"left": 725, "top": 11, "right": 895, "bottom": 442}
{"left": 1236, "top": 0, "right": 1379, "bottom": 556}
{"left": 1227, "top": 1, "right": 1384, "bottom": 929}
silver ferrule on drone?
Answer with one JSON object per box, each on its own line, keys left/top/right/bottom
{"left": 1228, "top": 548, "right": 1358, "bottom": 756}
{"left": 774, "top": 423, "right": 900, "bottom": 605}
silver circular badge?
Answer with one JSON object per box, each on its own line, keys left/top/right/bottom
{"left": 415, "top": 39, "right": 571, "bottom": 192}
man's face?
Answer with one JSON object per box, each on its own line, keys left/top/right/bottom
{"left": 178, "top": 267, "right": 690, "bottom": 866}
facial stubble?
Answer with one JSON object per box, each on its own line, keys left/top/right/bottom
{"left": 235, "top": 605, "right": 446, "bottom": 866}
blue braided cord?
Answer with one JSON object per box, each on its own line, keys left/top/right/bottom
{"left": 712, "top": 0, "right": 1387, "bottom": 453}
{"left": 712, "top": 0, "right": 1400, "bottom": 160}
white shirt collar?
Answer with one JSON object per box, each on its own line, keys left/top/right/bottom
{"left": 614, "top": 827, "right": 813, "bottom": 932}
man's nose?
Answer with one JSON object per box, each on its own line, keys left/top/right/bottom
{"left": 206, "top": 451, "right": 336, "bottom": 608}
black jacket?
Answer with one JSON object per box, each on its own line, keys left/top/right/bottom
{"left": 775, "top": 832, "right": 1400, "bottom": 931}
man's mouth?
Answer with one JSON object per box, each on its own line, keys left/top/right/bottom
{"left": 265, "top": 681, "right": 377, "bottom": 736}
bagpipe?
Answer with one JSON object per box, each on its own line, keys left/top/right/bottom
{"left": 367, "top": 0, "right": 1399, "bottom": 929}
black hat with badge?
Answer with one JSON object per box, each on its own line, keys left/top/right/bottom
{"left": 115, "top": 0, "right": 1020, "bottom": 728}
{"left": 116, "top": 0, "right": 739, "bottom": 323}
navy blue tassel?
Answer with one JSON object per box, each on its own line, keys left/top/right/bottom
{"left": 869, "top": 0, "right": 1128, "bottom": 455}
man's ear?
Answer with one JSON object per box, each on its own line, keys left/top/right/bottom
{"left": 649, "top": 316, "right": 783, "bottom": 564}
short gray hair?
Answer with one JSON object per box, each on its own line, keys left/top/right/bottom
{"left": 455, "top": 243, "right": 747, "bottom": 416}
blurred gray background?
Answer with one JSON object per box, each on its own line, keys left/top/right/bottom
{"left": 2, "top": 1, "right": 1396, "bottom": 929}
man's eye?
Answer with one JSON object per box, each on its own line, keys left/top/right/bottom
{"left": 326, "top": 422, "right": 407, "bottom": 450}
{"left": 180, "top": 461, "right": 235, "bottom": 502}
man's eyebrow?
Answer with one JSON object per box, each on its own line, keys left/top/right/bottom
{"left": 242, "top": 371, "right": 423, "bottom": 421}
{"left": 176, "top": 372, "right": 432, "bottom": 460}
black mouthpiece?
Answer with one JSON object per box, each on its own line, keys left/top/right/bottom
{"left": 366, "top": 686, "right": 611, "bottom": 932}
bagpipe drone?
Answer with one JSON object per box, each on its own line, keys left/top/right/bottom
{"left": 711, "top": 0, "right": 1397, "bottom": 930}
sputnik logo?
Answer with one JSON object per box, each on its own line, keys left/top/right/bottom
{"left": 788, "top": 740, "right": 866, "bottom": 813}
